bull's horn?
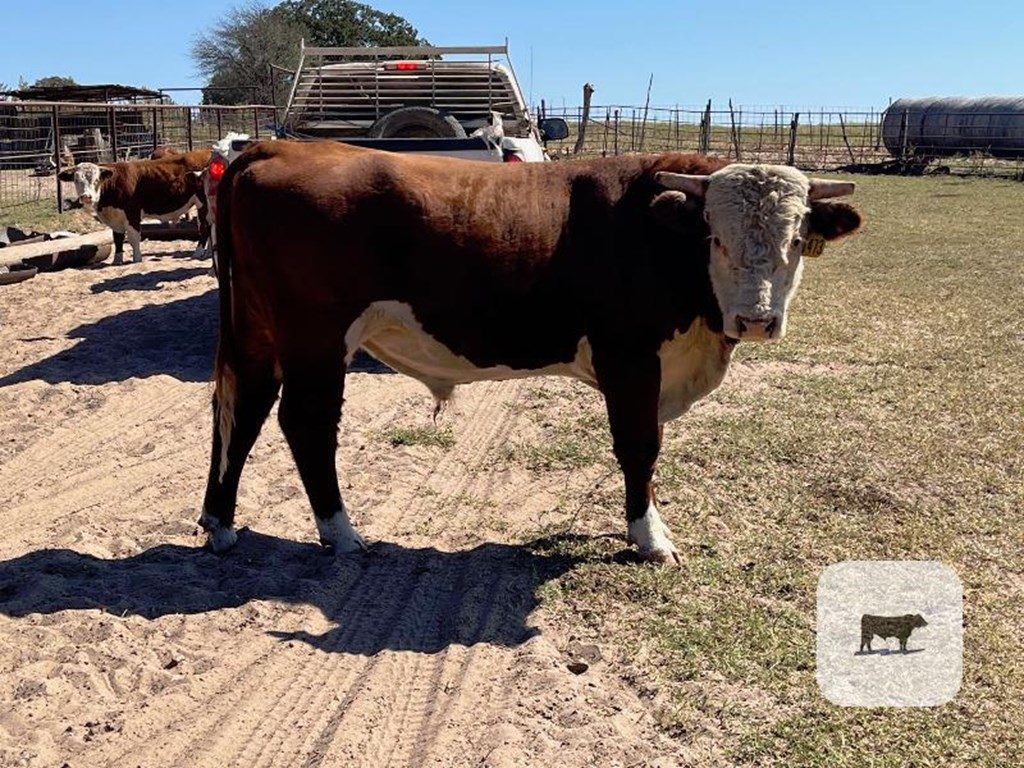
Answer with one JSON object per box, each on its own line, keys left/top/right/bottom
{"left": 655, "top": 172, "right": 709, "bottom": 198}
{"left": 808, "top": 179, "right": 856, "bottom": 200}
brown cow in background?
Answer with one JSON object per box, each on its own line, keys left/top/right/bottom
{"left": 58, "top": 150, "right": 212, "bottom": 264}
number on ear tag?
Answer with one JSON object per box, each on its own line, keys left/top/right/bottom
{"left": 804, "top": 233, "right": 827, "bottom": 258}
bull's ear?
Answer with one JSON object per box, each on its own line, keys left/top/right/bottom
{"left": 99, "top": 167, "right": 115, "bottom": 179}
{"left": 650, "top": 190, "right": 704, "bottom": 233}
{"left": 810, "top": 201, "right": 862, "bottom": 241}
{"left": 57, "top": 166, "right": 77, "bottom": 181}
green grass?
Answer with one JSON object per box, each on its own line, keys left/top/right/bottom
{"left": 0, "top": 198, "right": 103, "bottom": 235}
{"left": 501, "top": 390, "right": 611, "bottom": 471}
{"left": 519, "top": 174, "right": 1024, "bottom": 765}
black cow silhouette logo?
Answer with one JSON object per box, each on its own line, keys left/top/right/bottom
{"left": 859, "top": 613, "right": 928, "bottom": 653}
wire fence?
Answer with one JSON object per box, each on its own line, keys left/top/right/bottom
{"left": 0, "top": 101, "right": 278, "bottom": 217}
{"left": 539, "top": 102, "right": 1024, "bottom": 177}
{"left": 5, "top": 99, "right": 1024, "bottom": 220}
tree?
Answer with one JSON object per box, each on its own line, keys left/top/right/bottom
{"left": 192, "top": 2, "right": 305, "bottom": 106}
{"left": 192, "top": 0, "right": 428, "bottom": 106}
{"left": 32, "top": 76, "right": 77, "bottom": 88}
{"left": 277, "top": 0, "right": 427, "bottom": 48}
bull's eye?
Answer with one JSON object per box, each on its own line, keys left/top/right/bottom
{"left": 711, "top": 236, "right": 722, "bottom": 248}
{"left": 792, "top": 236, "right": 804, "bottom": 249}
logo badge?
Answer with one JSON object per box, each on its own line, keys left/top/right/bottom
{"left": 817, "top": 561, "right": 962, "bottom": 706}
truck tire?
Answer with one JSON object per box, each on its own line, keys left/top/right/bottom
{"left": 368, "top": 107, "right": 467, "bottom": 139}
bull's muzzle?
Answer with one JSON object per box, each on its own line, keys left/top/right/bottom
{"left": 732, "top": 315, "right": 779, "bottom": 341}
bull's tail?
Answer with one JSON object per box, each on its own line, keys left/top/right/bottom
{"left": 213, "top": 157, "right": 240, "bottom": 482}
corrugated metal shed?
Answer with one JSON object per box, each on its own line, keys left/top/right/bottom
{"left": 882, "top": 96, "right": 1024, "bottom": 158}
{"left": 0, "top": 84, "right": 164, "bottom": 103}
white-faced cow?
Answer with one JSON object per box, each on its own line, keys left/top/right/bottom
{"left": 199, "top": 140, "right": 861, "bottom": 563}
{"left": 58, "top": 149, "right": 212, "bottom": 265}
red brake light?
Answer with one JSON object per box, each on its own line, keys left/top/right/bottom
{"left": 208, "top": 156, "right": 226, "bottom": 181}
{"left": 385, "top": 62, "right": 423, "bottom": 71}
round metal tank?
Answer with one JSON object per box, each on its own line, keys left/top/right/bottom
{"left": 882, "top": 96, "right": 1024, "bottom": 158}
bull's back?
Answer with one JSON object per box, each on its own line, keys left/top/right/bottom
{"left": 222, "top": 141, "right": 596, "bottom": 369}
{"left": 861, "top": 615, "right": 910, "bottom": 637}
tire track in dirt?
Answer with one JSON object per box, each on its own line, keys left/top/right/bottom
{"left": 104, "top": 556, "right": 374, "bottom": 768}
{"left": 0, "top": 378, "right": 205, "bottom": 532}
{"left": 94, "top": 377, "right": 516, "bottom": 768}
{"left": 291, "top": 380, "right": 532, "bottom": 766}
{"left": 93, "top": 387, "right": 422, "bottom": 768}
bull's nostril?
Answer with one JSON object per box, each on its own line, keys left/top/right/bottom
{"left": 735, "top": 317, "right": 747, "bottom": 334}
{"left": 765, "top": 318, "right": 778, "bottom": 336}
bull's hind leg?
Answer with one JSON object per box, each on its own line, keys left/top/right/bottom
{"left": 200, "top": 357, "right": 280, "bottom": 551}
{"left": 278, "top": 358, "right": 365, "bottom": 553}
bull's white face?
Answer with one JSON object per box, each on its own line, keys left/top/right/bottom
{"left": 704, "top": 165, "right": 812, "bottom": 340}
{"left": 61, "top": 162, "right": 111, "bottom": 213}
{"left": 656, "top": 164, "right": 859, "bottom": 341}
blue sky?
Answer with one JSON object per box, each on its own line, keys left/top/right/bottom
{"left": 3, "top": 0, "right": 1023, "bottom": 112}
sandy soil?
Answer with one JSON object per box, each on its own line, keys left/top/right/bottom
{"left": 0, "top": 242, "right": 692, "bottom": 768}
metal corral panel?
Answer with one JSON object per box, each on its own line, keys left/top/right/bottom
{"left": 882, "top": 96, "right": 1024, "bottom": 158}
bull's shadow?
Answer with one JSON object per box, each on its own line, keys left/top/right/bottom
{"left": 0, "top": 290, "right": 393, "bottom": 388}
{"left": 854, "top": 648, "right": 925, "bottom": 656}
{"left": 0, "top": 530, "right": 576, "bottom": 654}
{"left": 1, "top": 290, "right": 219, "bottom": 385}
{"left": 89, "top": 266, "right": 212, "bottom": 294}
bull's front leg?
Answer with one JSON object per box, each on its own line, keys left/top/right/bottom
{"left": 111, "top": 230, "right": 125, "bottom": 266}
{"left": 595, "top": 350, "right": 680, "bottom": 565}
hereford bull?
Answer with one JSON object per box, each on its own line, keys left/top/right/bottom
{"left": 199, "top": 140, "right": 862, "bottom": 563}
{"left": 860, "top": 614, "right": 928, "bottom": 652}
{"left": 58, "top": 149, "right": 212, "bottom": 264}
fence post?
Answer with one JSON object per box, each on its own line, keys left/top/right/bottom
{"left": 573, "top": 83, "right": 594, "bottom": 155}
{"left": 53, "top": 104, "right": 63, "bottom": 214}
{"left": 253, "top": 107, "right": 260, "bottom": 139}
{"left": 603, "top": 108, "right": 609, "bottom": 156}
{"left": 108, "top": 105, "right": 118, "bottom": 161}
{"left": 838, "top": 113, "right": 856, "bottom": 165}
{"left": 186, "top": 106, "right": 193, "bottom": 151}
{"left": 216, "top": 109, "right": 223, "bottom": 141}
{"left": 152, "top": 107, "right": 158, "bottom": 154}
{"left": 787, "top": 112, "right": 800, "bottom": 166}
{"left": 728, "top": 99, "right": 741, "bottom": 160}
{"left": 613, "top": 109, "right": 620, "bottom": 155}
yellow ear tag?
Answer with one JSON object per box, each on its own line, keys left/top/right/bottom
{"left": 803, "top": 233, "right": 826, "bottom": 258}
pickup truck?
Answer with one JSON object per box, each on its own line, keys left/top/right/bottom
{"left": 202, "top": 43, "right": 568, "bottom": 255}
{"left": 280, "top": 42, "right": 569, "bottom": 161}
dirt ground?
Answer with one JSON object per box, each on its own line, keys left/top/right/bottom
{"left": 0, "top": 242, "right": 689, "bottom": 768}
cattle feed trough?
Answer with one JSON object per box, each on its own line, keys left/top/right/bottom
{"left": 197, "top": 142, "right": 862, "bottom": 564}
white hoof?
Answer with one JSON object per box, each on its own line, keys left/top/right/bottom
{"left": 199, "top": 508, "right": 238, "bottom": 553}
{"left": 316, "top": 507, "right": 366, "bottom": 553}
{"left": 208, "top": 526, "right": 238, "bottom": 553}
{"left": 628, "top": 504, "right": 681, "bottom": 565}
